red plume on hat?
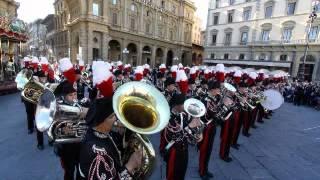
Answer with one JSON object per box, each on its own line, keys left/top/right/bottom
{"left": 124, "top": 64, "right": 131, "bottom": 73}
{"left": 59, "top": 58, "right": 76, "bottom": 84}
{"left": 204, "top": 69, "right": 211, "bottom": 80}
{"left": 190, "top": 67, "right": 197, "bottom": 80}
{"left": 93, "top": 61, "right": 114, "bottom": 98}
{"left": 31, "top": 57, "right": 39, "bottom": 70}
{"left": 176, "top": 69, "right": 189, "bottom": 95}
{"left": 233, "top": 70, "right": 242, "bottom": 84}
{"left": 40, "top": 57, "right": 49, "bottom": 73}
{"left": 171, "top": 65, "right": 178, "bottom": 79}
{"left": 159, "top": 64, "right": 166, "bottom": 74}
{"left": 23, "top": 56, "right": 31, "bottom": 68}
{"left": 143, "top": 64, "right": 150, "bottom": 76}
{"left": 247, "top": 72, "right": 258, "bottom": 86}
{"left": 216, "top": 64, "right": 225, "bottom": 83}
{"left": 134, "top": 66, "right": 144, "bottom": 81}
{"left": 117, "top": 61, "right": 123, "bottom": 71}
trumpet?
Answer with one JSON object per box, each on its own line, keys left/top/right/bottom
{"left": 234, "top": 92, "right": 256, "bottom": 110}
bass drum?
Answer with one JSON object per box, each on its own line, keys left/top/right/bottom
{"left": 261, "top": 89, "right": 284, "bottom": 110}
{"left": 35, "top": 89, "right": 57, "bottom": 132}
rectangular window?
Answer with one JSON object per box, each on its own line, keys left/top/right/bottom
{"left": 228, "top": 11, "right": 234, "bottom": 23}
{"left": 216, "top": 0, "right": 220, "bottom": 8}
{"left": 229, "top": 0, "right": 235, "bottom": 5}
{"left": 243, "top": 9, "right": 251, "bottom": 21}
{"left": 213, "top": 14, "right": 219, "bottom": 25}
{"left": 282, "top": 28, "right": 292, "bottom": 42}
{"left": 130, "top": 18, "right": 135, "bottom": 30}
{"left": 112, "top": 0, "right": 117, "bottom": 5}
{"left": 280, "top": 55, "right": 288, "bottom": 61}
{"left": 146, "top": 23, "right": 150, "bottom": 34}
{"left": 240, "top": 32, "right": 248, "bottom": 44}
{"left": 112, "top": 13, "right": 117, "bottom": 25}
{"left": 261, "top": 30, "right": 270, "bottom": 41}
{"left": 287, "top": 2, "right": 296, "bottom": 15}
{"left": 225, "top": 33, "right": 232, "bottom": 45}
{"left": 212, "top": 34, "right": 217, "bottom": 45}
{"left": 93, "top": 3, "right": 99, "bottom": 16}
{"left": 309, "top": 26, "right": 319, "bottom": 42}
{"left": 239, "top": 54, "right": 245, "bottom": 60}
{"left": 224, "top": 54, "right": 229, "bottom": 59}
{"left": 265, "top": 6, "right": 273, "bottom": 18}
{"left": 210, "top": 53, "right": 215, "bottom": 59}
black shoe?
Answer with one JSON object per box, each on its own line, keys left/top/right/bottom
{"left": 200, "top": 174, "right": 210, "bottom": 180}
{"left": 243, "top": 133, "right": 251, "bottom": 137}
{"left": 28, "top": 129, "right": 34, "bottom": 134}
{"left": 251, "top": 125, "right": 257, "bottom": 129}
{"left": 206, "top": 171, "right": 214, "bottom": 178}
{"left": 222, "top": 157, "right": 233, "bottom": 162}
{"left": 258, "top": 120, "right": 264, "bottom": 123}
{"left": 264, "top": 116, "right": 270, "bottom": 119}
{"left": 48, "top": 140, "right": 53, "bottom": 146}
{"left": 37, "top": 144, "right": 44, "bottom": 150}
{"left": 231, "top": 144, "right": 239, "bottom": 150}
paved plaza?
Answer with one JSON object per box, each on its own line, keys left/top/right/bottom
{"left": 0, "top": 93, "right": 319, "bottom": 180}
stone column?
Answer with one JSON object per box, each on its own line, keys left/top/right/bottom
{"left": 88, "top": 0, "right": 93, "bottom": 15}
{"left": 163, "top": 47, "right": 168, "bottom": 65}
{"left": 102, "top": 33, "right": 110, "bottom": 61}
{"left": 292, "top": 52, "right": 302, "bottom": 78}
{"left": 137, "top": 42, "right": 143, "bottom": 65}
{"left": 151, "top": 45, "right": 156, "bottom": 68}
{"left": 121, "top": 39, "right": 127, "bottom": 63}
{"left": 87, "top": 27, "right": 93, "bottom": 64}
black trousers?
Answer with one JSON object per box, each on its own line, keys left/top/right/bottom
{"left": 24, "top": 100, "right": 35, "bottom": 131}
{"left": 59, "top": 143, "right": 81, "bottom": 180}
{"left": 24, "top": 100, "right": 44, "bottom": 146}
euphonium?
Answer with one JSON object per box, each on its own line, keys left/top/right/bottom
{"left": 184, "top": 98, "right": 206, "bottom": 145}
{"left": 35, "top": 89, "right": 88, "bottom": 144}
{"left": 47, "top": 101, "right": 88, "bottom": 144}
{"left": 113, "top": 82, "right": 170, "bottom": 179}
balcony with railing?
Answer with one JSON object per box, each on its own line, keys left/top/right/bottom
{"left": 248, "top": 39, "right": 320, "bottom": 46}
{"left": 203, "top": 58, "right": 291, "bottom": 68}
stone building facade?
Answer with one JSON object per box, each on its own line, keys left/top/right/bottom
{"left": 205, "top": 0, "right": 320, "bottom": 81}
{"left": 191, "top": 15, "right": 204, "bottom": 65}
{"left": 53, "top": 0, "right": 196, "bottom": 67}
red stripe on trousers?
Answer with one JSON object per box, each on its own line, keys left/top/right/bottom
{"left": 231, "top": 111, "right": 241, "bottom": 145}
{"left": 219, "top": 118, "right": 230, "bottom": 159}
{"left": 242, "top": 111, "right": 250, "bottom": 134}
{"left": 167, "top": 148, "right": 177, "bottom": 180}
{"left": 199, "top": 124, "right": 212, "bottom": 176}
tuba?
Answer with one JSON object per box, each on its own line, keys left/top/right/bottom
{"left": 113, "top": 81, "right": 170, "bottom": 179}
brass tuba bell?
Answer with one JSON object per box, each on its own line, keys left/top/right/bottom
{"left": 112, "top": 81, "right": 170, "bottom": 179}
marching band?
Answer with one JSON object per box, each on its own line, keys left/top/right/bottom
{"left": 15, "top": 56, "right": 286, "bottom": 180}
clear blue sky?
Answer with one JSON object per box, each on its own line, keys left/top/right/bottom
{"left": 16, "top": 0, "right": 208, "bottom": 29}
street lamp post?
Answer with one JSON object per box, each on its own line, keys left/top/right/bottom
{"left": 300, "top": 2, "right": 318, "bottom": 81}
{"left": 122, "top": 48, "right": 129, "bottom": 63}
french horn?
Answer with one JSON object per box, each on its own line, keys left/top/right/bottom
{"left": 113, "top": 81, "right": 170, "bottom": 179}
